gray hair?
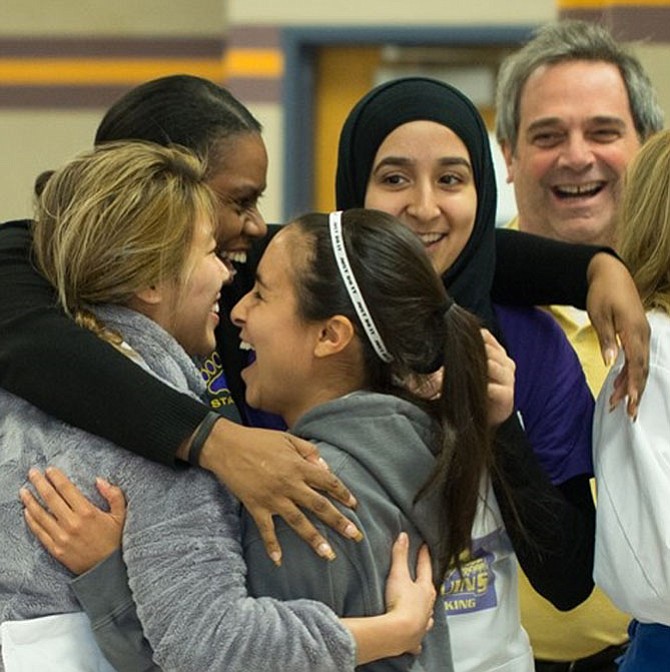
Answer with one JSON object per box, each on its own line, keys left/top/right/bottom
{"left": 495, "top": 20, "right": 664, "bottom": 151}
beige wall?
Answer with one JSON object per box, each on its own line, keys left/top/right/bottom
{"left": 228, "top": 0, "right": 556, "bottom": 25}
{"left": 1, "top": 0, "right": 224, "bottom": 35}
{"left": 0, "top": 111, "right": 100, "bottom": 221}
{"left": 636, "top": 43, "right": 670, "bottom": 127}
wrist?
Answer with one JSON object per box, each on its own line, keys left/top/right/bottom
{"left": 197, "top": 416, "right": 242, "bottom": 474}
{"left": 587, "top": 248, "right": 622, "bottom": 285}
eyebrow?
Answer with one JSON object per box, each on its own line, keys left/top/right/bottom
{"left": 372, "top": 156, "right": 471, "bottom": 173}
{"left": 231, "top": 182, "right": 266, "bottom": 199}
{"left": 526, "top": 116, "right": 628, "bottom": 133}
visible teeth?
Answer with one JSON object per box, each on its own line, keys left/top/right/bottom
{"left": 554, "top": 182, "right": 602, "bottom": 196}
{"left": 239, "top": 340, "right": 254, "bottom": 351}
{"left": 417, "top": 232, "right": 444, "bottom": 245}
{"left": 224, "top": 250, "right": 248, "bottom": 264}
{"left": 212, "top": 303, "right": 219, "bottom": 314}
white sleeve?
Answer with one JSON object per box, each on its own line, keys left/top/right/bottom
{"left": 593, "top": 325, "right": 670, "bottom": 626}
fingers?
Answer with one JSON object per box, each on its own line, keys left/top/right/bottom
{"left": 23, "top": 505, "right": 58, "bottom": 557}
{"left": 290, "top": 434, "right": 327, "bottom": 468}
{"left": 25, "top": 468, "right": 76, "bottom": 520}
{"left": 590, "top": 311, "right": 619, "bottom": 369}
{"left": 95, "top": 477, "right": 127, "bottom": 520}
{"left": 414, "top": 543, "right": 434, "bottom": 586}
{"left": 387, "top": 531, "right": 410, "bottom": 587}
{"left": 253, "top": 511, "right": 283, "bottom": 566}
{"left": 287, "top": 436, "right": 357, "bottom": 508}
{"left": 20, "top": 488, "right": 74, "bottom": 566}
{"left": 20, "top": 486, "right": 59, "bottom": 543}
{"left": 618, "top": 329, "right": 648, "bottom": 418}
{"left": 249, "top": 495, "right": 362, "bottom": 566}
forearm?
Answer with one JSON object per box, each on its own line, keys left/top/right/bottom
{"left": 2, "top": 319, "right": 208, "bottom": 464}
{"left": 71, "top": 549, "right": 161, "bottom": 672}
{"left": 492, "top": 415, "right": 595, "bottom": 610}
{"left": 344, "top": 614, "right": 415, "bottom": 665}
{"left": 493, "top": 229, "right": 615, "bottom": 308}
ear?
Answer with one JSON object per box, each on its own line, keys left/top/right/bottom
{"left": 500, "top": 140, "right": 515, "bottom": 184}
{"left": 133, "top": 284, "right": 164, "bottom": 307}
{"left": 313, "top": 315, "right": 356, "bottom": 359}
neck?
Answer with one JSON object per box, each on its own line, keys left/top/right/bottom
{"left": 283, "top": 365, "right": 365, "bottom": 428}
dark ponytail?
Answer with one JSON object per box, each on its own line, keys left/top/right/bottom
{"left": 417, "top": 302, "right": 492, "bottom": 578}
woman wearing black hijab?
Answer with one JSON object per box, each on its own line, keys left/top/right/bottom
{"left": 336, "top": 77, "right": 598, "bottom": 672}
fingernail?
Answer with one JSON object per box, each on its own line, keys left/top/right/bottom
{"left": 18, "top": 487, "right": 28, "bottom": 501}
{"left": 344, "top": 523, "right": 364, "bottom": 542}
{"left": 397, "top": 531, "right": 408, "bottom": 547}
{"left": 347, "top": 494, "right": 358, "bottom": 508}
{"left": 317, "top": 542, "right": 335, "bottom": 561}
{"left": 604, "top": 348, "right": 616, "bottom": 366}
{"left": 96, "top": 477, "right": 110, "bottom": 488}
{"left": 270, "top": 551, "right": 282, "bottom": 567}
{"left": 318, "top": 457, "right": 330, "bottom": 471}
{"left": 28, "top": 467, "right": 38, "bottom": 478}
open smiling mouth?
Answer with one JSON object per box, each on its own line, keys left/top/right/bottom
{"left": 552, "top": 181, "right": 606, "bottom": 200}
{"left": 224, "top": 250, "right": 248, "bottom": 264}
{"left": 417, "top": 232, "right": 446, "bottom": 247}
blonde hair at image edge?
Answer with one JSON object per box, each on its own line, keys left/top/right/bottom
{"left": 616, "top": 129, "right": 670, "bottom": 315}
{"left": 33, "top": 141, "right": 218, "bottom": 340}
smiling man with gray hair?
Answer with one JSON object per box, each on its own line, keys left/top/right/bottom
{"left": 495, "top": 19, "right": 664, "bottom": 672}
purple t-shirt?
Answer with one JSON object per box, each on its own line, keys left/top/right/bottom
{"left": 494, "top": 304, "right": 594, "bottom": 484}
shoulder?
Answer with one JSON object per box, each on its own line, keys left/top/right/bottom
{"left": 495, "top": 304, "right": 577, "bottom": 364}
{"left": 0, "top": 219, "right": 33, "bottom": 245}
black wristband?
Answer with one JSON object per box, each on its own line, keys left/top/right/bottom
{"left": 188, "top": 410, "right": 221, "bottom": 467}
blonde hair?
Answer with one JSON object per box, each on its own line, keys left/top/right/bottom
{"left": 617, "top": 130, "right": 670, "bottom": 315}
{"left": 33, "top": 141, "right": 217, "bottom": 337}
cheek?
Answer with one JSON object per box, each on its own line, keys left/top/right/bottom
{"left": 364, "top": 187, "right": 403, "bottom": 218}
{"left": 216, "top": 206, "right": 244, "bottom": 247}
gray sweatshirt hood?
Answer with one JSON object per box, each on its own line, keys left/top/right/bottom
{"left": 293, "top": 391, "right": 443, "bottom": 553}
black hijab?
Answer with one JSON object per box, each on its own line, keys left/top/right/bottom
{"left": 335, "top": 77, "right": 498, "bottom": 331}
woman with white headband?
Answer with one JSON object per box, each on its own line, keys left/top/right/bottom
{"left": 231, "top": 208, "right": 502, "bottom": 671}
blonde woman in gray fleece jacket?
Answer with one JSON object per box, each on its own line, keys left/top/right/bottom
{"left": 0, "top": 142, "right": 437, "bottom": 672}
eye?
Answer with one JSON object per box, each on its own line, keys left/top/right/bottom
{"left": 531, "top": 131, "right": 564, "bottom": 148}
{"left": 439, "top": 173, "right": 465, "bottom": 187}
{"left": 250, "top": 283, "right": 264, "bottom": 301}
{"left": 377, "top": 171, "right": 409, "bottom": 188}
{"left": 590, "top": 128, "right": 622, "bottom": 143}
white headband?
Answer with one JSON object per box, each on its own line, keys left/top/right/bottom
{"left": 328, "top": 211, "right": 393, "bottom": 363}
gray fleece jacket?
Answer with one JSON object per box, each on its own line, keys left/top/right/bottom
{"left": 242, "top": 392, "right": 454, "bottom": 671}
{"left": 0, "top": 306, "right": 354, "bottom": 672}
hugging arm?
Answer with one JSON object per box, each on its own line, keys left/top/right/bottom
{"left": 0, "top": 222, "right": 358, "bottom": 557}
{"left": 493, "top": 229, "right": 649, "bottom": 416}
{"left": 492, "top": 415, "right": 595, "bottom": 611}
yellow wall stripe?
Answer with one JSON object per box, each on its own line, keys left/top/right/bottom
{"left": 0, "top": 59, "right": 224, "bottom": 85}
{"left": 223, "top": 49, "right": 284, "bottom": 78}
{"left": 0, "top": 48, "right": 283, "bottom": 86}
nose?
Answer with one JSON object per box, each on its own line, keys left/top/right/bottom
{"left": 558, "top": 133, "right": 595, "bottom": 171}
{"left": 405, "top": 183, "right": 441, "bottom": 224}
{"left": 243, "top": 207, "right": 268, "bottom": 239}
{"left": 230, "top": 292, "right": 249, "bottom": 327}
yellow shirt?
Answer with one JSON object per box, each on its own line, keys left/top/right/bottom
{"left": 507, "top": 220, "right": 629, "bottom": 660}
